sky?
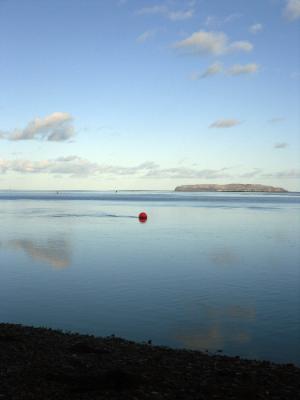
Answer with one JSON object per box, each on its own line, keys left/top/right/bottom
{"left": 0, "top": 0, "right": 299, "bottom": 191}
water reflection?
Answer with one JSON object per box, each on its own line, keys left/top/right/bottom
{"left": 234, "top": 331, "right": 251, "bottom": 343}
{"left": 175, "top": 303, "right": 255, "bottom": 352}
{"left": 176, "top": 325, "right": 252, "bottom": 351}
{"left": 8, "top": 238, "right": 71, "bottom": 269}
{"left": 177, "top": 325, "right": 224, "bottom": 350}
{"left": 211, "top": 248, "right": 239, "bottom": 266}
{"left": 202, "top": 305, "right": 256, "bottom": 320}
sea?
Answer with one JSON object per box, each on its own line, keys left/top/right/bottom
{"left": 0, "top": 190, "right": 299, "bottom": 365}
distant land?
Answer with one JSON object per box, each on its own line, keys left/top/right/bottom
{"left": 174, "top": 184, "right": 288, "bottom": 193}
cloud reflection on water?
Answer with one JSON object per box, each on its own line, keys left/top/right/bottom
{"left": 210, "top": 248, "right": 239, "bottom": 266}
{"left": 202, "top": 304, "right": 256, "bottom": 320}
{"left": 176, "top": 324, "right": 252, "bottom": 351}
{"left": 177, "top": 325, "right": 224, "bottom": 350}
{"left": 175, "top": 303, "right": 256, "bottom": 352}
{"left": 8, "top": 238, "right": 71, "bottom": 269}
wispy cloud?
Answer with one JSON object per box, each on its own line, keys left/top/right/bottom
{"left": 205, "top": 13, "right": 242, "bottom": 28}
{"left": 291, "top": 71, "right": 300, "bottom": 79}
{"left": 228, "top": 41, "right": 253, "bottom": 52}
{"left": 193, "top": 62, "right": 259, "bottom": 80}
{"left": 0, "top": 157, "right": 97, "bottom": 176}
{"left": 2, "top": 156, "right": 297, "bottom": 182}
{"left": 209, "top": 167, "right": 299, "bottom": 183}
{"left": 168, "top": 9, "right": 194, "bottom": 21}
{"left": 204, "top": 15, "right": 217, "bottom": 27}
{"left": 0, "top": 157, "right": 158, "bottom": 177}
{"left": 284, "top": 0, "right": 300, "bottom": 20}
{"left": 136, "top": 4, "right": 194, "bottom": 21}
{"left": 137, "top": 5, "right": 167, "bottom": 16}
{"left": 268, "top": 117, "right": 285, "bottom": 124}
{"left": 174, "top": 30, "right": 253, "bottom": 56}
{"left": 0, "top": 155, "right": 300, "bottom": 180}
{"left": 136, "top": 29, "right": 157, "bottom": 43}
{"left": 209, "top": 119, "right": 241, "bottom": 128}
{"left": 201, "top": 62, "right": 223, "bottom": 78}
{"left": 144, "top": 167, "right": 231, "bottom": 179}
{"left": 0, "top": 156, "right": 233, "bottom": 180}
{"left": 263, "top": 169, "right": 300, "bottom": 178}
{"left": 224, "top": 13, "right": 243, "bottom": 23}
{"left": 0, "top": 112, "right": 75, "bottom": 142}
{"left": 274, "top": 142, "right": 288, "bottom": 148}
{"left": 227, "top": 63, "right": 259, "bottom": 75}
{"left": 175, "top": 31, "right": 228, "bottom": 55}
{"left": 191, "top": 62, "right": 223, "bottom": 79}
{"left": 239, "top": 168, "right": 262, "bottom": 178}
{"left": 249, "top": 23, "right": 263, "bottom": 34}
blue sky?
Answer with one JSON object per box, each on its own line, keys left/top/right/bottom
{"left": 0, "top": 0, "right": 299, "bottom": 190}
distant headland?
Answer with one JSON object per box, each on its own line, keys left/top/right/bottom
{"left": 174, "top": 184, "right": 288, "bottom": 193}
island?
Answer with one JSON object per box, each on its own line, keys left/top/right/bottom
{"left": 174, "top": 184, "right": 288, "bottom": 193}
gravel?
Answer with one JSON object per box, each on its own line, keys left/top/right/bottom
{"left": 0, "top": 323, "right": 299, "bottom": 399}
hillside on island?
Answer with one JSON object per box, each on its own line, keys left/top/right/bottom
{"left": 175, "top": 184, "right": 288, "bottom": 193}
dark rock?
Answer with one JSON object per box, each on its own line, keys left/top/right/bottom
{"left": 69, "top": 342, "right": 111, "bottom": 355}
{"left": 0, "top": 323, "right": 299, "bottom": 400}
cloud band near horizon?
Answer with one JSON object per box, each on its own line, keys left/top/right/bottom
{"left": 0, "top": 157, "right": 299, "bottom": 180}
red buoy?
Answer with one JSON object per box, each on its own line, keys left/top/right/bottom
{"left": 138, "top": 212, "right": 148, "bottom": 223}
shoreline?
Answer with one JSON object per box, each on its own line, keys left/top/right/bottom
{"left": 0, "top": 323, "right": 299, "bottom": 399}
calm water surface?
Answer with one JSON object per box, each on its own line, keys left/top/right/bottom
{"left": 0, "top": 191, "right": 299, "bottom": 364}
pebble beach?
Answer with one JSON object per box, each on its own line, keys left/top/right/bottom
{"left": 0, "top": 323, "right": 299, "bottom": 400}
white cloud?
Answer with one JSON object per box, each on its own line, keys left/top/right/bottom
{"left": 291, "top": 71, "right": 300, "bottom": 79}
{"left": 144, "top": 167, "right": 231, "bottom": 179}
{"left": 174, "top": 30, "right": 253, "bottom": 56}
{"left": 268, "top": 117, "right": 285, "bottom": 123}
{"left": 137, "top": 4, "right": 194, "bottom": 21}
{"left": 200, "top": 62, "right": 223, "bottom": 78}
{"left": 263, "top": 169, "right": 300, "bottom": 178}
{"left": 137, "top": 5, "right": 168, "bottom": 16}
{"left": 0, "top": 157, "right": 159, "bottom": 177}
{"left": 3, "top": 156, "right": 297, "bottom": 183}
{"left": 0, "top": 112, "right": 75, "bottom": 142}
{"left": 209, "top": 119, "right": 241, "bottom": 128}
{"left": 55, "top": 155, "right": 82, "bottom": 162}
{"left": 189, "top": 71, "right": 201, "bottom": 80}
{"left": 204, "top": 13, "right": 242, "bottom": 27}
{"left": 136, "top": 30, "right": 156, "bottom": 43}
{"left": 0, "top": 156, "right": 233, "bottom": 180}
{"left": 227, "top": 41, "right": 253, "bottom": 52}
{"left": 168, "top": 9, "right": 194, "bottom": 21}
{"left": 175, "top": 31, "right": 226, "bottom": 55}
{"left": 249, "top": 23, "right": 263, "bottom": 34}
{"left": 274, "top": 142, "right": 288, "bottom": 148}
{"left": 191, "top": 62, "right": 259, "bottom": 80}
{"left": 284, "top": 0, "right": 300, "bottom": 20}
{"left": 224, "top": 13, "right": 243, "bottom": 23}
{"left": 190, "top": 62, "right": 223, "bottom": 80}
{"left": 239, "top": 168, "right": 262, "bottom": 178}
{"left": 227, "top": 63, "right": 259, "bottom": 75}
{"left": 0, "top": 157, "right": 94, "bottom": 175}
{"left": 204, "top": 15, "right": 217, "bottom": 27}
